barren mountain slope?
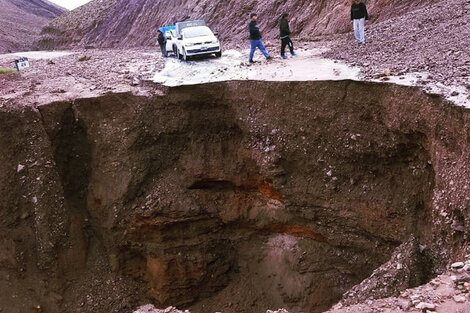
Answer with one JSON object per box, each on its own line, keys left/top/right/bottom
{"left": 38, "top": 0, "right": 437, "bottom": 49}
{"left": 324, "top": 0, "right": 470, "bottom": 88}
{"left": 0, "top": 0, "right": 66, "bottom": 53}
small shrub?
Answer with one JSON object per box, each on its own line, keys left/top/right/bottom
{"left": 0, "top": 68, "right": 15, "bottom": 75}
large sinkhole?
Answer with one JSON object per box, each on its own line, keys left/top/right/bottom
{"left": 2, "top": 80, "right": 469, "bottom": 313}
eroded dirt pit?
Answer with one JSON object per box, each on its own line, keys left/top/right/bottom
{"left": 1, "top": 80, "right": 470, "bottom": 313}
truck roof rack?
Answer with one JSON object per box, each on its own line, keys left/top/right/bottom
{"left": 175, "top": 20, "right": 206, "bottom": 34}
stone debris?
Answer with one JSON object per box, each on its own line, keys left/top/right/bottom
{"left": 132, "top": 306, "right": 294, "bottom": 313}
{"left": 324, "top": 0, "right": 469, "bottom": 105}
{"left": 340, "top": 237, "right": 433, "bottom": 306}
{"left": 266, "top": 309, "right": 290, "bottom": 313}
{"left": 133, "top": 305, "right": 190, "bottom": 313}
{"left": 415, "top": 302, "right": 436, "bottom": 310}
{"left": 464, "top": 282, "right": 470, "bottom": 292}
{"left": 326, "top": 254, "right": 470, "bottom": 312}
{"left": 453, "top": 295, "right": 467, "bottom": 303}
{"left": 131, "top": 76, "right": 140, "bottom": 86}
{"left": 451, "top": 262, "right": 465, "bottom": 269}
{"left": 17, "top": 164, "right": 24, "bottom": 172}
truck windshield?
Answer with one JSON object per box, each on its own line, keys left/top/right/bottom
{"left": 183, "top": 26, "right": 213, "bottom": 38}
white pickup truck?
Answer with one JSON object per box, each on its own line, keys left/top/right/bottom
{"left": 172, "top": 20, "right": 222, "bottom": 61}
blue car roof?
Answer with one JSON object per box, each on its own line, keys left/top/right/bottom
{"left": 159, "top": 25, "right": 176, "bottom": 33}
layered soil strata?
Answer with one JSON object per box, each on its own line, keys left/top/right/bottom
{"left": 0, "top": 81, "right": 469, "bottom": 313}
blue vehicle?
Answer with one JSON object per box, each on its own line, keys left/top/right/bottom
{"left": 158, "top": 25, "right": 177, "bottom": 57}
{"left": 159, "top": 25, "right": 176, "bottom": 34}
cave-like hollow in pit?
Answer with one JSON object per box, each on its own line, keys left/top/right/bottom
{"left": 1, "top": 80, "right": 470, "bottom": 313}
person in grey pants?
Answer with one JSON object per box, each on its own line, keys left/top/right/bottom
{"left": 350, "top": 0, "right": 369, "bottom": 44}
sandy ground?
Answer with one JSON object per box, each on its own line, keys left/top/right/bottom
{"left": 153, "top": 46, "right": 469, "bottom": 107}
{"left": 153, "top": 48, "right": 360, "bottom": 86}
{"left": 0, "top": 45, "right": 468, "bottom": 108}
{"left": 0, "top": 49, "right": 161, "bottom": 107}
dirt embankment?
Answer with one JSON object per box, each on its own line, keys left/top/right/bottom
{"left": 0, "top": 80, "right": 469, "bottom": 313}
{"left": 37, "top": 0, "right": 436, "bottom": 50}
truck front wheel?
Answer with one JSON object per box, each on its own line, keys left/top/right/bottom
{"left": 215, "top": 51, "right": 222, "bottom": 58}
{"left": 183, "top": 49, "right": 190, "bottom": 61}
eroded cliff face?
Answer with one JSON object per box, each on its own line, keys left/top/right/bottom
{"left": 38, "top": 0, "right": 436, "bottom": 49}
{"left": 0, "top": 81, "right": 469, "bottom": 313}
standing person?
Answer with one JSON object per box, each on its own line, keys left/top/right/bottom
{"left": 280, "top": 13, "right": 297, "bottom": 59}
{"left": 157, "top": 29, "right": 167, "bottom": 57}
{"left": 350, "top": 0, "right": 369, "bottom": 44}
{"left": 249, "top": 13, "right": 272, "bottom": 63}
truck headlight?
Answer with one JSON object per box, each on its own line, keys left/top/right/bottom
{"left": 185, "top": 42, "right": 195, "bottom": 47}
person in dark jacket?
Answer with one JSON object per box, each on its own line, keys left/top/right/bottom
{"left": 350, "top": 0, "right": 369, "bottom": 44}
{"left": 157, "top": 30, "right": 167, "bottom": 57}
{"left": 248, "top": 13, "right": 272, "bottom": 63}
{"left": 280, "top": 13, "right": 297, "bottom": 59}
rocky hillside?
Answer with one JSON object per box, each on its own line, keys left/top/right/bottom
{"left": 38, "top": 0, "right": 437, "bottom": 49}
{"left": 324, "top": 0, "right": 470, "bottom": 88}
{"left": 0, "top": 0, "right": 66, "bottom": 53}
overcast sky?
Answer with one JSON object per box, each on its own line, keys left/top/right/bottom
{"left": 48, "top": 0, "right": 92, "bottom": 10}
